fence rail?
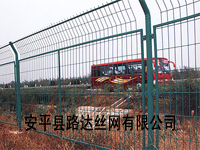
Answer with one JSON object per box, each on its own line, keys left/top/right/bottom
{"left": 0, "top": 0, "right": 200, "bottom": 149}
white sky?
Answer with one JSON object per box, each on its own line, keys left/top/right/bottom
{"left": 0, "top": 0, "right": 112, "bottom": 46}
{"left": 0, "top": 0, "right": 199, "bottom": 46}
{"left": 0, "top": 0, "right": 164, "bottom": 46}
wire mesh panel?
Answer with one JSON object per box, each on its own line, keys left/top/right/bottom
{"left": 58, "top": 30, "right": 145, "bottom": 149}
{"left": 13, "top": 0, "right": 137, "bottom": 60}
{"left": 2, "top": 0, "right": 200, "bottom": 149}
{"left": 153, "top": 0, "right": 200, "bottom": 149}
{"left": 0, "top": 45, "right": 16, "bottom": 125}
{"left": 19, "top": 52, "right": 61, "bottom": 137}
{"left": 10, "top": 0, "right": 146, "bottom": 149}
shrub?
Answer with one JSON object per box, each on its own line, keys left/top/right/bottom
{"left": 5, "top": 84, "right": 8, "bottom": 88}
{"left": 50, "top": 81, "right": 56, "bottom": 86}
{"left": 159, "top": 79, "right": 200, "bottom": 116}
{"left": 172, "top": 67, "right": 200, "bottom": 80}
{"left": 70, "top": 79, "right": 80, "bottom": 85}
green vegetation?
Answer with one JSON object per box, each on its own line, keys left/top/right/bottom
{"left": 157, "top": 67, "right": 200, "bottom": 116}
{"left": 0, "top": 89, "right": 15, "bottom": 112}
{"left": 159, "top": 79, "right": 200, "bottom": 116}
{"left": 0, "top": 86, "right": 88, "bottom": 116}
{"left": 0, "top": 75, "right": 91, "bottom": 88}
{"left": 0, "top": 67, "right": 199, "bottom": 117}
{"left": 172, "top": 67, "right": 200, "bottom": 80}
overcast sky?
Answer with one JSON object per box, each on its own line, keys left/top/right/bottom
{"left": 0, "top": 0, "right": 113, "bottom": 46}
{"left": 0, "top": 0, "right": 164, "bottom": 46}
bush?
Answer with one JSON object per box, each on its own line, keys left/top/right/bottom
{"left": 70, "top": 79, "right": 80, "bottom": 85}
{"left": 5, "top": 84, "right": 8, "bottom": 88}
{"left": 50, "top": 81, "right": 56, "bottom": 86}
{"left": 159, "top": 79, "right": 200, "bottom": 116}
{"left": 172, "top": 67, "right": 200, "bottom": 80}
{"left": 0, "top": 89, "right": 16, "bottom": 111}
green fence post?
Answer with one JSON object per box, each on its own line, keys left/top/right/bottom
{"left": 58, "top": 50, "right": 62, "bottom": 137}
{"left": 139, "top": 0, "right": 154, "bottom": 149}
{"left": 153, "top": 26, "right": 159, "bottom": 149}
{"left": 140, "top": 29, "right": 146, "bottom": 150}
{"left": 9, "top": 42, "right": 21, "bottom": 132}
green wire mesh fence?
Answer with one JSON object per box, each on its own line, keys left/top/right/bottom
{"left": 0, "top": 45, "right": 16, "bottom": 126}
{"left": 0, "top": 0, "right": 199, "bottom": 149}
{"left": 153, "top": 0, "right": 200, "bottom": 149}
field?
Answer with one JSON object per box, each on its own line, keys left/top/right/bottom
{"left": 0, "top": 80, "right": 200, "bottom": 149}
{"left": 0, "top": 122, "right": 98, "bottom": 149}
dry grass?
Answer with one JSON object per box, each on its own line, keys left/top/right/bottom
{"left": 0, "top": 122, "right": 100, "bottom": 149}
{"left": 0, "top": 93, "right": 200, "bottom": 149}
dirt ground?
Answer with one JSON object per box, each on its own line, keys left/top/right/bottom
{"left": 0, "top": 123, "right": 99, "bottom": 149}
